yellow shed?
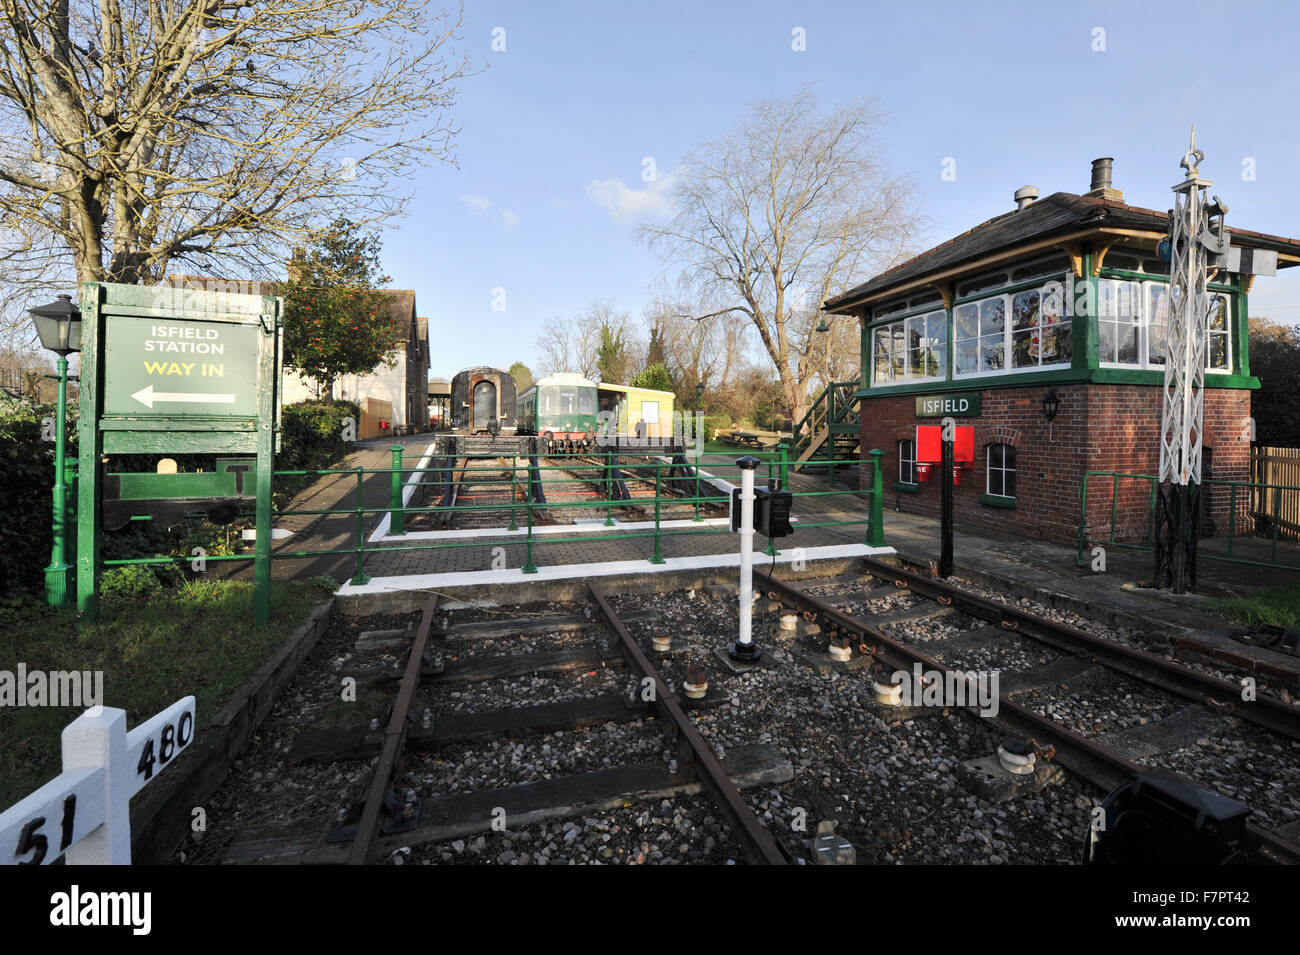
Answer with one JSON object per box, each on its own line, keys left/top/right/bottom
{"left": 596, "top": 382, "right": 676, "bottom": 439}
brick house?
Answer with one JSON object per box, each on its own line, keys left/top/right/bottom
{"left": 823, "top": 158, "right": 1300, "bottom": 544}
{"left": 163, "top": 276, "right": 430, "bottom": 434}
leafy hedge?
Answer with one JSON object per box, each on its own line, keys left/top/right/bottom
{"left": 279, "top": 400, "right": 360, "bottom": 473}
{"left": 0, "top": 406, "right": 72, "bottom": 596}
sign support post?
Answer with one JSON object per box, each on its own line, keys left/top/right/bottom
{"left": 940, "top": 429, "right": 954, "bottom": 578}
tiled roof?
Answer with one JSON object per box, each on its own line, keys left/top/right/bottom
{"left": 826, "top": 191, "right": 1300, "bottom": 312}
{"left": 164, "top": 274, "right": 417, "bottom": 339}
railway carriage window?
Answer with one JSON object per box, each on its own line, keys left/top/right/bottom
{"left": 642, "top": 401, "right": 659, "bottom": 424}
{"left": 899, "top": 439, "right": 916, "bottom": 485}
{"left": 986, "top": 444, "right": 1016, "bottom": 499}
{"left": 578, "top": 389, "right": 595, "bottom": 414}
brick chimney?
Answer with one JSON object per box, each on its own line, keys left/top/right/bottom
{"left": 1085, "top": 157, "right": 1123, "bottom": 202}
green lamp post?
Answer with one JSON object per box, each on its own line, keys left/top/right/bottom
{"left": 29, "top": 294, "right": 82, "bottom": 607}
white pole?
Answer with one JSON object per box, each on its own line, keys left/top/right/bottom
{"left": 62, "top": 706, "right": 131, "bottom": 865}
{"left": 731, "top": 457, "right": 762, "bottom": 661}
{"left": 739, "top": 463, "right": 754, "bottom": 645}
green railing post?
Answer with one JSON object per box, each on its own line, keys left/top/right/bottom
{"left": 693, "top": 455, "right": 702, "bottom": 522}
{"left": 649, "top": 460, "right": 665, "bottom": 564}
{"left": 1076, "top": 472, "right": 1090, "bottom": 566}
{"left": 522, "top": 489, "right": 538, "bottom": 574}
{"left": 389, "top": 444, "right": 405, "bottom": 536}
{"left": 605, "top": 450, "right": 615, "bottom": 526}
{"left": 777, "top": 441, "right": 789, "bottom": 490}
{"left": 764, "top": 460, "right": 778, "bottom": 556}
{"left": 866, "top": 448, "right": 885, "bottom": 547}
{"left": 351, "top": 466, "right": 369, "bottom": 585}
{"left": 1227, "top": 483, "right": 1237, "bottom": 558}
{"left": 508, "top": 455, "right": 519, "bottom": 531}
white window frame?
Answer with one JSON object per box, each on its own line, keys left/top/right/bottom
{"left": 871, "top": 309, "right": 946, "bottom": 386}
{"left": 954, "top": 279, "right": 1072, "bottom": 381}
{"left": 899, "top": 438, "right": 916, "bottom": 485}
{"left": 641, "top": 400, "right": 659, "bottom": 424}
{"left": 1099, "top": 278, "right": 1233, "bottom": 373}
{"left": 1206, "top": 292, "right": 1232, "bottom": 373}
{"left": 986, "top": 443, "right": 1016, "bottom": 499}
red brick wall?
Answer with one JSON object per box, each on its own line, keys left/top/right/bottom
{"left": 859, "top": 383, "right": 1251, "bottom": 544}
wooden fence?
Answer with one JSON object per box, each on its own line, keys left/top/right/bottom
{"left": 1251, "top": 447, "right": 1300, "bottom": 540}
{"left": 360, "top": 397, "right": 395, "bottom": 441}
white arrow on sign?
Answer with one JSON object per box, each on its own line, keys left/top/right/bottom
{"left": 131, "top": 385, "right": 236, "bottom": 409}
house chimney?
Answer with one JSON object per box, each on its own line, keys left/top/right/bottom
{"left": 1086, "top": 157, "right": 1122, "bottom": 201}
{"left": 1014, "top": 185, "right": 1038, "bottom": 210}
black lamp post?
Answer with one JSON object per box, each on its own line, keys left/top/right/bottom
{"left": 28, "top": 294, "right": 82, "bottom": 607}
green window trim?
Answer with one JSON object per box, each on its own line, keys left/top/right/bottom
{"left": 855, "top": 366, "right": 1259, "bottom": 399}
{"left": 978, "top": 493, "right": 1016, "bottom": 508}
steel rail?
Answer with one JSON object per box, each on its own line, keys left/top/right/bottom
{"left": 757, "top": 572, "right": 1300, "bottom": 865}
{"left": 347, "top": 592, "right": 440, "bottom": 865}
{"left": 858, "top": 557, "right": 1300, "bottom": 742}
{"left": 587, "top": 584, "right": 790, "bottom": 865}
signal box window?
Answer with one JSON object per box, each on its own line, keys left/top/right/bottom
{"left": 899, "top": 439, "right": 916, "bottom": 485}
{"left": 987, "top": 444, "right": 1016, "bottom": 499}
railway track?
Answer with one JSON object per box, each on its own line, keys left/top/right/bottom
{"left": 757, "top": 559, "right": 1300, "bottom": 864}
{"left": 217, "top": 588, "right": 794, "bottom": 864}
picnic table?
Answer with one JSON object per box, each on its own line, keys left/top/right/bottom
{"left": 716, "top": 429, "right": 778, "bottom": 449}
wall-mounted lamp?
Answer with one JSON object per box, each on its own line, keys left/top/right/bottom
{"left": 1041, "top": 390, "right": 1061, "bottom": 442}
{"left": 1040, "top": 390, "right": 1060, "bottom": 422}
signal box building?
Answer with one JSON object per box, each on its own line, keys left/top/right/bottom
{"left": 824, "top": 158, "right": 1300, "bottom": 543}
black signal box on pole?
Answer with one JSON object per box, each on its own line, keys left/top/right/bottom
{"left": 730, "top": 482, "right": 793, "bottom": 537}
{"left": 756, "top": 482, "right": 793, "bottom": 538}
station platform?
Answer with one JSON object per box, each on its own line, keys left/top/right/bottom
{"left": 251, "top": 445, "right": 1298, "bottom": 681}
{"left": 347, "top": 452, "right": 890, "bottom": 592}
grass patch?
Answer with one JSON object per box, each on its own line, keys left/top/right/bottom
{"left": 0, "top": 577, "right": 335, "bottom": 808}
{"left": 1207, "top": 583, "right": 1300, "bottom": 630}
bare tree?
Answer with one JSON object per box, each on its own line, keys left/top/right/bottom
{"left": 534, "top": 300, "right": 633, "bottom": 381}
{"left": 535, "top": 314, "right": 598, "bottom": 380}
{"left": 642, "top": 87, "right": 924, "bottom": 421}
{"left": 0, "top": 0, "right": 472, "bottom": 333}
{"left": 643, "top": 294, "right": 747, "bottom": 406}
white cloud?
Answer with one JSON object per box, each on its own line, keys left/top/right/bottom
{"left": 460, "top": 193, "right": 518, "bottom": 231}
{"left": 585, "top": 173, "right": 675, "bottom": 223}
{"left": 548, "top": 197, "right": 576, "bottom": 213}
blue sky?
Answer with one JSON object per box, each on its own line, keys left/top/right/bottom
{"left": 379, "top": 0, "right": 1300, "bottom": 378}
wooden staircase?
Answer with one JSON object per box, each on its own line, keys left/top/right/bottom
{"left": 793, "top": 380, "right": 861, "bottom": 471}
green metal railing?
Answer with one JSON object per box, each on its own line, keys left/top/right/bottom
{"left": 1077, "top": 470, "right": 1300, "bottom": 571}
{"left": 96, "top": 448, "right": 888, "bottom": 582}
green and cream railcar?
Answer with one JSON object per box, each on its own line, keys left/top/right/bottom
{"left": 516, "top": 373, "right": 599, "bottom": 452}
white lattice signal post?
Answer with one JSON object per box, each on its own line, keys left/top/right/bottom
{"left": 1155, "top": 129, "right": 1230, "bottom": 593}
